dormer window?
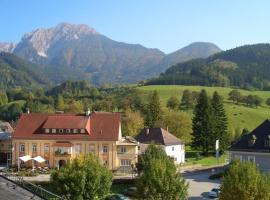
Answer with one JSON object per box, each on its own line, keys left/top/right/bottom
{"left": 73, "top": 129, "right": 78, "bottom": 133}
{"left": 66, "top": 129, "right": 71, "bottom": 133}
{"left": 248, "top": 134, "right": 257, "bottom": 147}
{"left": 45, "top": 129, "right": 50, "bottom": 133}
{"left": 265, "top": 135, "right": 270, "bottom": 147}
{"left": 52, "top": 129, "right": 56, "bottom": 133}
{"left": 80, "top": 129, "right": 85, "bottom": 134}
{"left": 59, "top": 129, "right": 64, "bottom": 133}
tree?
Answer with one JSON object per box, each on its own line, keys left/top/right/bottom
{"left": 219, "top": 160, "right": 270, "bottom": 200}
{"left": 191, "top": 89, "right": 215, "bottom": 155}
{"left": 51, "top": 158, "right": 86, "bottom": 200}
{"left": 0, "top": 91, "right": 8, "bottom": 106}
{"left": 55, "top": 94, "right": 66, "bottom": 111}
{"left": 181, "top": 90, "right": 193, "bottom": 109}
{"left": 228, "top": 90, "right": 241, "bottom": 104}
{"left": 51, "top": 154, "right": 113, "bottom": 200}
{"left": 211, "top": 91, "right": 229, "bottom": 153}
{"left": 121, "top": 109, "right": 144, "bottom": 136}
{"left": 167, "top": 96, "right": 180, "bottom": 110}
{"left": 155, "top": 109, "right": 192, "bottom": 144}
{"left": 81, "top": 154, "right": 113, "bottom": 200}
{"left": 144, "top": 91, "right": 162, "bottom": 127}
{"left": 136, "top": 145, "right": 188, "bottom": 200}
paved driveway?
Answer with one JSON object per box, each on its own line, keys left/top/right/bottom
{"left": 183, "top": 170, "right": 221, "bottom": 200}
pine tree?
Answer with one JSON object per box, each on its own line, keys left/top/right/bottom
{"left": 191, "top": 89, "right": 214, "bottom": 155}
{"left": 211, "top": 91, "right": 229, "bottom": 153}
{"left": 145, "top": 90, "right": 162, "bottom": 127}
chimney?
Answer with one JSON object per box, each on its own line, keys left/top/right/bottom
{"left": 85, "top": 108, "right": 91, "bottom": 116}
{"left": 26, "top": 108, "right": 30, "bottom": 114}
{"left": 146, "top": 128, "right": 149, "bottom": 135}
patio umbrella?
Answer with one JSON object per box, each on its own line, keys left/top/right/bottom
{"left": 32, "top": 156, "right": 45, "bottom": 163}
{"left": 19, "top": 155, "right": 32, "bottom": 162}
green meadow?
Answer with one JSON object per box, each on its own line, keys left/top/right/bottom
{"left": 137, "top": 85, "right": 270, "bottom": 134}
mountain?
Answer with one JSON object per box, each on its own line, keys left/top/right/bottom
{"left": 12, "top": 23, "right": 165, "bottom": 84}
{"left": 3, "top": 23, "right": 220, "bottom": 84}
{"left": 151, "top": 42, "right": 221, "bottom": 74}
{"left": 0, "top": 52, "right": 49, "bottom": 90}
{"left": 146, "top": 44, "right": 270, "bottom": 90}
{"left": 0, "top": 42, "right": 15, "bottom": 53}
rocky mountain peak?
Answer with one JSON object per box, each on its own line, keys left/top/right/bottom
{"left": 0, "top": 42, "right": 15, "bottom": 53}
{"left": 20, "top": 22, "right": 99, "bottom": 57}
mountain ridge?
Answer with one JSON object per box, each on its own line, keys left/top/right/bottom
{"left": 0, "top": 23, "right": 222, "bottom": 84}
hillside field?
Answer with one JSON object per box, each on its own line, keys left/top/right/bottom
{"left": 137, "top": 85, "right": 270, "bottom": 135}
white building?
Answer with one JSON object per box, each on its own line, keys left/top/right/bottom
{"left": 135, "top": 128, "right": 185, "bottom": 164}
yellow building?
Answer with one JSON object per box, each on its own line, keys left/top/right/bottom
{"left": 12, "top": 112, "right": 138, "bottom": 171}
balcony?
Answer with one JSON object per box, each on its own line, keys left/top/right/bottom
{"left": 54, "top": 147, "right": 71, "bottom": 157}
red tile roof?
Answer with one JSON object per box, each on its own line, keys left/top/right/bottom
{"left": 13, "top": 112, "right": 121, "bottom": 141}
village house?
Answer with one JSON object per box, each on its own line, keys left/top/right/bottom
{"left": 229, "top": 119, "right": 270, "bottom": 172}
{"left": 0, "top": 121, "right": 13, "bottom": 165}
{"left": 12, "top": 111, "right": 138, "bottom": 171}
{"left": 135, "top": 127, "right": 185, "bottom": 164}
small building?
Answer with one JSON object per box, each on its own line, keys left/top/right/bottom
{"left": 229, "top": 119, "right": 270, "bottom": 172}
{"left": 0, "top": 121, "right": 13, "bottom": 165}
{"left": 135, "top": 128, "right": 185, "bottom": 164}
{"left": 12, "top": 112, "right": 138, "bottom": 171}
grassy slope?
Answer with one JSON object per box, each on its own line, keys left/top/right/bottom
{"left": 137, "top": 85, "right": 270, "bottom": 133}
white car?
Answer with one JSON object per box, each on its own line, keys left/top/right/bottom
{"left": 208, "top": 185, "right": 221, "bottom": 198}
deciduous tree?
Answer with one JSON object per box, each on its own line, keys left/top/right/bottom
{"left": 136, "top": 145, "right": 188, "bottom": 200}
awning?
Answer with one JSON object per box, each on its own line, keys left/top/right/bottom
{"left": 32, "top": 156, "right": 45, "bottom": 163}
{"left": 52, "top": 142, "right": 74, "bottom": 147}
{"left": 19, "top": 155, "right": 32, "bottom": 162}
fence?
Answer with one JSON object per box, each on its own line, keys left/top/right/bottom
{"left": 1, "top": 173, "right": 65, "bottom": 200}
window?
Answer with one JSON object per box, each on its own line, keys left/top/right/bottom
{"left": 52, "top": 129, "right": 56, "bottom": 133}
{"left": 19, "top": 144, "right": 25, "bottom": 153}
{"left": 89, "top": 144, "right": 95, "bottom": 153}
{"left": 234, "top": 154, "right": 242, "bottom": 162}
{"left": 66, "top": 129, "right": 71, "bottom": 133}
{"left": 248, "top": 156, "right": 255, "bottom": 163}
{"left": 264, "top": 135, "right": 270, "bottom": 147}
{"left": 8, "top": 144, "right": 12, "bottom": 150}
{"left": 59, "top": 129, "right": 64, "bottom": 133}
{"left": 32, "top": 144, "right": 37, "bottom": 153}
{"left": 75, "top": 144, "right": 82, "bottom": 154}
{"left": 121, "top": 159, "right": 131, "bottom": 166}
{"left": 45, "top": 159, "right": 49, "bottom": 165}
{"left": 102, "top": 145, "right": 108, "bottom": 153}
{"left": 120, "top": 147, "right": 126, "bottom": 154}
{"left": 44, "top": 144, "right": 49, "bottom": 153}
{"left": 138, "top": 146, "right": 141, "bottom": 151}
{"left": 80, "top": 129, "right": 85, "bottom": 134}
{"left": 172, "top": 146, "right": 174, "bottom": 151}
{"left": 73, "top": 129, "right": 78, "bottom": 133}
{"left": 45, "top": 129, "right": 50, "bottom": 133}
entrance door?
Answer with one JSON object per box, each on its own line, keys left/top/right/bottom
{"left": 58, "top": 160, "right": 66, "bottom": 168}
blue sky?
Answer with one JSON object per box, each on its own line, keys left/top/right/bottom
{"left": 1, "top": 0, "right": 269, "bottom": 53}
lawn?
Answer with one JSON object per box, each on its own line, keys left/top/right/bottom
{"left": 137, "top": 85, "right": 270, "bottom": 133}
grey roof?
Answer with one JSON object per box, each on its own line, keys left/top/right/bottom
{"left": 229, "top": 119, "right": 270, "bottom": 153}
{"left": 135, "top": 127, "right": 184, "bottom": 146}
{"left": 0, "top": 132, "right": 11, "bottom": 140}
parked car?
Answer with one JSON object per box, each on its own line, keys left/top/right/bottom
{"left": 208, "top": 185, "right": 221, "bottom": 198}
{"left": 105, "top": 194, "right": 129, "bottom": 200}
{"left": 123, "top": 187, "right": 137, "bottom": 196}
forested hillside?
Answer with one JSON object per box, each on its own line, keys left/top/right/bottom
{"left": 147, "top": 44, "right": 270, "bottom": 90}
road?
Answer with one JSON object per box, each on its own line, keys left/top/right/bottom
{"left": 183, "top": 169, "right": 221, "bottom": 200}
{"left": 0, "top": 176, "right": 41, "bottom": 200}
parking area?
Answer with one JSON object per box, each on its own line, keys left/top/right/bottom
{"left": 183, "top": 170, "right": 221, "bottom": 200}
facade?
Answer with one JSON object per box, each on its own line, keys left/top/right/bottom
{"left": 0, "top": 121, "right": 13, "bottom": 165}
{"left": 135, "top": 128, "right": 185, "bottom": 164}
{"left": 12, "top": 112, "right": 138, "bottom": 171}
{"left": 229, "top": 119, "right": 270, "bottom": 172}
